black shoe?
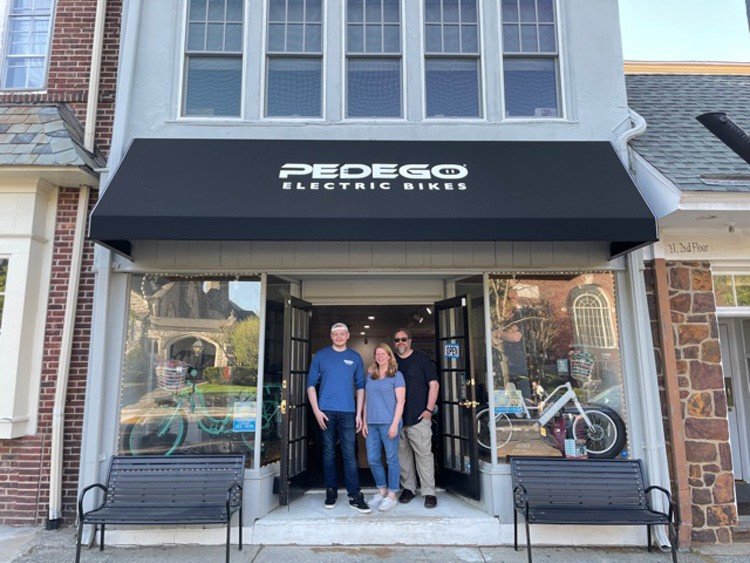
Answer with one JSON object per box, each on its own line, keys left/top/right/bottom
{"left": 424, "top": 495, "right": 437, "bottom": 509}
{"left": 324, "top": 488, "right": 337, "bottom": 509}
{"left": 398, "top": 489, "right": 415, "bottom": 504}
{"left": 348, "top": 493, "right": 372, "bottom": 513}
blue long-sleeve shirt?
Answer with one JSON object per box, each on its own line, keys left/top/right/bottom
{"left": 306, "top": 347, "right": 365, "bottom": 413}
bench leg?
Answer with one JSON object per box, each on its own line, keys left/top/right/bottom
{"left": 514, "top": 509, "right": 518, "bottom": 551}
{"left": 74, "top": 521, "right": 83, "bottom": 563}
{"left": 226, "top": 517, "right": 231, "bottom": 563}
{"left": 647, "top": 525, "right": 652, "bottom": 552}
{"left": 668, "top": 523, "right": 678, "bottom": 563}
{"left": 239, "top": 505, "right": 243, "bottom": 551}
{"left": 524, "top": 519, "right": 532, "bottom": 563}
{"left": 100, "top": 523, "right": 105, "bottom": 551}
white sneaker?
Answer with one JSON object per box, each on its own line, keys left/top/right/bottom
{"left": 378, "top": 496, "right": 397, "bottom": 512}
{"left": 368, "top": 492, "right": 385, "bottom": 509}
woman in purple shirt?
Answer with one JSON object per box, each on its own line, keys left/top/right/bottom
{"left": 362, "top": 343, "right": 405, "bottom": 512}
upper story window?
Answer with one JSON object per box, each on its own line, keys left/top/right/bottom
{"left": 183, "top": 0, "right": 244, "bottom": 117}
{"left": 2, "top": 0, "right": 54, "bottom": 90}
{"left": 346, "top": 0, "right": 402, "bottom": 118}
{"left": 265, "top": 0, "right": 323, "bottom": 117}
{"left": 424, "top": 0, "right": 481, "bottom": 118}
{"left": 501, "top": 0, "right": 560, "bottom": 118}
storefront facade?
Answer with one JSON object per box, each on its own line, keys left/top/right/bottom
{"left": 79, "top": 0, "right": 670, "bottom": 546}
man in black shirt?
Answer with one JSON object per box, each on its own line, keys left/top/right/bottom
{"left": 393, "top": 328, "right": 439, "bottom": 508}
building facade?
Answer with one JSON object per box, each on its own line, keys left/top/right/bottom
{"left": 0, "top": 0, "right": 121, "bottom": 526}
{"left": 78, "top": 0, "right": 683, "bottom": 548}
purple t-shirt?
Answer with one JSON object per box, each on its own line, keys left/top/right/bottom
{"left": 365, "top": 371, "right": 405, "bottom": 425}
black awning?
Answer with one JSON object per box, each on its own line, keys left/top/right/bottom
{"left": 90, "top": 139, "right": 657, "bottom": 259}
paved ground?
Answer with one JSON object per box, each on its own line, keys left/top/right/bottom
{"left": 3, "top": 526, "right": 750, "bottom": 563}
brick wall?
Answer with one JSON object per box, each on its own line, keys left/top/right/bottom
{"left": 0, "top": 0, "right": 120, "bottom": 526}
{"left": 645, "top": 260, "right": 738, "bottom": 543}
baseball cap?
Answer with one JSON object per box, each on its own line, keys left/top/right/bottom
{"left": 330, "top": 322, "right": 349, "bottom": 333}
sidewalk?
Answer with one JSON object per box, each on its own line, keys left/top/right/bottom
{"left": 4, "top": 527, "right": 750, "bottom": 563}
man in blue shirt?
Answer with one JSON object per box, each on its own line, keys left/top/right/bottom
{"left": 307, "top": 322, "right": 370, "bottom": 512}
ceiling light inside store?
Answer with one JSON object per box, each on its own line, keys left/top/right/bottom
{"left": 368, "top": 316, "right": 375, "bottom": 320}
{"left": 364, "top": 325, "right": 370, "bottom": 329}
{"left": 360, "top": 332, "right": 366, "bottom": 335}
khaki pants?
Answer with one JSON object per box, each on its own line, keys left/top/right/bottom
{"left": 398, "top": 418, "right": 436, "bottom": 496}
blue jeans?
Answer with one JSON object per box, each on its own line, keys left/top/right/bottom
{"left": 320, "top": 410, "right": 360, "bottom": 497}
{"left": 366, "top": 423, "right": 401, "bottom": 493}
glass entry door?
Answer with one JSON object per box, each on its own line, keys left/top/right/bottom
{"left": 434, "top": 295, "right": 480, "bottom": 500}
{"left": 279, "top": 296, "right": 313, "bottom": 505}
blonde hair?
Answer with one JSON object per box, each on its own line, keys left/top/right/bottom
{"left": 368, "top": 343, "right": 398, "bottom": 379}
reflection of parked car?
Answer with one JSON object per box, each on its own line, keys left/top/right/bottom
{"left": 590, "top": 385, "right": 623, "bottom": 413}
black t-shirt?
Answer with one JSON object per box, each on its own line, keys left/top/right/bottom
{"left": 396, "top": 350, "right": 438, "bottom": 427}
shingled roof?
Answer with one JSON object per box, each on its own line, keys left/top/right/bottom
{"left": 625, "top": 73, "right": 750, "bottom": 192}
{"left": 0, "top": 104, "right": 104, "bottom": 170}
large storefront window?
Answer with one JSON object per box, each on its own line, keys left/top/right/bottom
{"left": 486, "top": 273, "right": 628, "bottom": 461}
{"left": 118, "top": 275, "right": 262, "bottom": 468}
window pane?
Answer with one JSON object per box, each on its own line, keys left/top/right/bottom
{"left": 538, "top": 24, "right": 556, "bottom": 52}
{"left": 4, "top": 56, "right": 44, "bottom": 89}
{"left": 383, "top": 0, "right": 399, "bottom": 23}
{"left": 489, "top": 274, "right": 627, "bottom": 462}
{"left": 266, "top": 57, "right": 322, "bottom": 117}
{"left": 306, "top": 0, "right": 322, "bottom": 21}
{"left": 206, "top": 22, "right": 224, "bottom": 50}
{"left": 461, "top": 24, "right": 478, "bottom": 52}
{"left": 460, "top": 0, "right": 477, "bottom": 23}
{"left": 426, "top": 58, "right": 480, "bottom": 117}
{"left": 366, "top": 24, "right": 382, "bottom": 52}
{"left": 268, "top": 23, "right": 285, "bottom": 51}
{"left": 519, "top": 0, "right": 536, "bottom": 22}
{"left": 188, "top": 22, "right": 206, "bottom": 50}
{"left": 269, "top": 0, "right": 286, "bottom": 20}
{"left": 521, "top": 24, "right": 537, "bottom": 52}
{"left": 117, "top": 276, "right": 262, "bottom": 469}
{"left": 288, "top": 0, "right": 304, "bottom": 22}
{"left": 225, "top": 23, "right": 242, "bottom": 51}
{"left": 443, "top": 24, "right": 459, "bottom": 52}
{"left": 736, "top": 275, "right": 750, "bottom": 306}
{"left": 444, "top": 0, "right": 459, "bottom": 22}
{"left": 207, "top": 0, "right": 225, "bottom": 21}
{"left": 347, "top": 24, "right": 364, "bottom": 52}
{"left": 425, "top": 24, "right": 442, "bottom": 52}
{"left": 502, "top": 0, "right": 518, "bottom": 22}
{"left": 713, "top": 275, "right": 735, "bottom": 306}
{"left": 503, "top": 58, "right": 558, "bottom": 117}
{"left": 537, "top": 0, "right": 554, "bottom": 23}
{"left": 383, "top": 24, "right": 400, "bottom": 53}
{"left": 305, "top": 23, "right": 322, "bottom": 52}
{"left": 226, "top": 0, "right": 243, "bottom": 21}
{"left": 185, "top": 56, "right": 242, "bottom": 116}
{"left": 348, "top": 58, "right": 401, "bottom": 117}
{"left": 287, "top": 23, "right": 304, "bottom": 51}
{"left": 365, "top": 0, "right": 381, "bottom": 23}
{"left": 503, "top": 24, "right": 520, "bottom": 52}
{"left": 189, "top": 0, "right": 207, "bottom": 21}
{"left": 425, "top": 0, "right": 441, "bottom": 23}
{"left": 348, "top": 0, "right": 364, "bottom": 22}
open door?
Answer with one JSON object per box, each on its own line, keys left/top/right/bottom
{"left": 278, "top": 296, "right": 313, "bottom": 505}
{"left": 434, "top": 295, "right": 481, "bottom": 500}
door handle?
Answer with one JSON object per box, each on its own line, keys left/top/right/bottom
{"left": 280, "top": 400, "right": 287, "bottom": 415}
{"left": 459, "top": 400, "right": 479, "bottom": 408}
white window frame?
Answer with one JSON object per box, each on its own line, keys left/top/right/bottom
{"left": 262, "top": 0, "right": 326, "bottom": 120}
{"left": 498, "top": 0, "right": 565, "bottom": 121}
{"left": 180, "top": 0, "right": 246, "bottom": 119}
{"left": 0, "top": 0, "right": 55, "bottom": 92}
{"left": 343, "top": 0, "right": 405, "bottom": 121}
{"left": 421, "top": 0, "right": 485, "bottom": 120}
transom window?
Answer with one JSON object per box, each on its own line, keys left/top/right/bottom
{"left": 184, "top": 0, "right": 244, "bottom": 116}
{"left": 424, "top": 0, "right": 481, "bottom": 118}
{"left": 713, "top": 274, "right": 750, "bottom": 307}
{"left": 346, "top": 0, "right": 402, "bottom": 118}
{"left": 265, "top": 0, "right": 323, "bottom": 117}
{"left": 2, "top": 0, "right": 54, "bottom": 90}
{"left": 501, "top": 0, "right": 560, "bottom": 118}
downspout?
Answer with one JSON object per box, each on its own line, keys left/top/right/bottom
{"left": 654, "top": 258, "right": 692, "bottom": 547}
{"left": 46, "top": 0, "right": 107, "bottom": 528}
{"left": 615, "top": 108, "right": 647, "bottom": 172}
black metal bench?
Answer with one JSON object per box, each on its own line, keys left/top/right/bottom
{"left": 76, "top": 455, "right": 245, "bottom": 563}
{"left": 510, "top": 457, "right": 678, "bottom": 563}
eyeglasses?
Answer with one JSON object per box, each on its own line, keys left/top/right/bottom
{"left": 394, "top": 337, "right": 410, "bottom": 343}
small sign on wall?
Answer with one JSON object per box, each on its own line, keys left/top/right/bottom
{"left": 232, "top": 400, "right": 256, "bottom": 433}
{"left": 444, "top": 343, "right": 460, "bottom": 359}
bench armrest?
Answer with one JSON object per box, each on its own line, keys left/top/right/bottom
{"left": 78, "top": 483, "right": 107, "bottom": 521}
{"left": 644, "top": 485, "right": 676, "bottom": 522}
{"left": 513, "top": 484, "right": 529, "bottom": 517}
{"left": 226, "top": 483, "right": 243, "bottom": 517}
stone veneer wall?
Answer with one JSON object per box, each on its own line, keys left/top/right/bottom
{"left": 644, "top": 260, "right": 738, "bottom": 543}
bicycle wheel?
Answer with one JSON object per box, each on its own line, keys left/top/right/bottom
{"left": 476, "top": 409, "right": 513, "bottom": 450}
{"left": 123, "top": 408, "right": 187, "bottom": 456}
{"left": 572, "top": 405, "right": 626, "bottom": 458}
